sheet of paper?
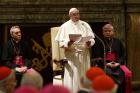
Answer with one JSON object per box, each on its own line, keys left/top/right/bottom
{"left": 79, "top": 36, "right": 92, "bottom": 43}
{"left": 69, "top": 34, "right": 82, "bottom": 42}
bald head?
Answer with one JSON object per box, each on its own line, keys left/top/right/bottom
{"left": 21, "top": 68, "right": 43, "bottom": 89}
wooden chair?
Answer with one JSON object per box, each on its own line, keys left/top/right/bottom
{"left": 50, "top": 27, "right": 66, "bottom": 81}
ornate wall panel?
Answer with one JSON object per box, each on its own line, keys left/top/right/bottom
{"left": 0, "top": 1, "right": 126, "bottom": 41}
{"left": 127, "top": 14, "right": 140, "bottom": 86}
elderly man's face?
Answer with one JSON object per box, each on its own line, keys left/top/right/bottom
{"left": 11, "top": 28, "right": 22, "bottom": 41}
{"left": 70, "top": 12, "right": 80, "bottom": 22}
{"left": 103, "top": 28, "right": 114, "bottom": 39}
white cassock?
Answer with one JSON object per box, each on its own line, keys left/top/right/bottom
{"left": 55, "top": 19, "right": 95, "bottom": 93}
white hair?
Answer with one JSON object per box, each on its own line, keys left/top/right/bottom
{"left": 103, "top": 24, "right": 114, "bottom": 31}
{"left": 69, "top": 8, "right": 79, "bottom": 15}
{"left": 10, "top": 25, "right": 20, "bottom": 34}
{"left": 21, "top": 68, "right": 43, "bottom": 89}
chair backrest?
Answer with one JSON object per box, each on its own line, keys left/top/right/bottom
{"left": 50, "top": 27, "right": 65, "bottom": 71}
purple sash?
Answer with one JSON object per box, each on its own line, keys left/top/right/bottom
{"left": 13, "top": 56, "right": 24, "bottom": 67}
{"left": 106, "top": 51, "right": 117, "bottom": 61}
{"left": 120, "top": 65, "right": 132, "bottom": 93}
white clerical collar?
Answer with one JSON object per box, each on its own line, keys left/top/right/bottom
{"left": 70, "top": 19, "right": 79, "bottom": 25}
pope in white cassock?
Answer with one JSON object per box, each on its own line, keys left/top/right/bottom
{"left": 55, "top": 8, "right": 95, "bottom": 93}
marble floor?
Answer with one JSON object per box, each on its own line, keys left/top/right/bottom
{"left": 53, "top": 75, "right": 63, "bottom": 85}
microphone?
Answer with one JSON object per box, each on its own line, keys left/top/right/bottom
{"left": 94, "top": 32, "right": 106, "bottom": 71}
{"left": 82, "top": 23, "right": 106, "bottom": 71}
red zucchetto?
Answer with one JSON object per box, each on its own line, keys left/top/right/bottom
{"left": 0, "top": 66, "right": 12, "bottom": 81}
{"left": 86, "top": 67, "right": 105, "bottom": 81}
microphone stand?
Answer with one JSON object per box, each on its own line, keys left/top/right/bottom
{"left": 81, "top": 23, "right": 106, "bottom": 71}
{"left": 94, "top": 33, "right": 106, "bottom": 71}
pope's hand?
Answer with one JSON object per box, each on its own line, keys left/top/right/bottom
{"left": 86, "top": 41, "right": 91, "bottom": 48}
{"left": 68, "top": 40, "right": 74, "bottom": 46}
